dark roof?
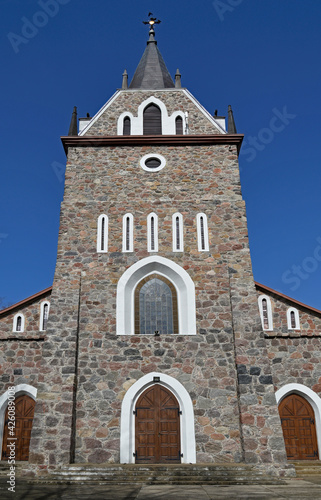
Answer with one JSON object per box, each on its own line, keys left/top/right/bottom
{"left": 0, "top": 287, "right": 52, "bottom": 316}
{"left": 129, "top": 29, "right": 174, "bottom": 90}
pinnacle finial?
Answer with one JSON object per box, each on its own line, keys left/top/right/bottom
{"left": 175, "top": 69, "right": 182, "bottom": 88}
{"left": 228, "top": 105, "right": 237, "bottom": 134}
{"left": 122, "top": 69, "right": 128, "bottom": 90}
{"left": 68, "top": 106, "right": 78, "bottom": 136}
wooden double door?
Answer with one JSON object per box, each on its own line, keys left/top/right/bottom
{"left": 1, "top": 395, "right": 35, "bottom": 462}
{"left": 279, "top": 393, "right": 318, "bottom": 460}
{"left": 135, "top": 384, "right": 181, "bottom": 463}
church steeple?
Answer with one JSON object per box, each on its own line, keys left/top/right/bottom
{"left": 129, "top": 15, "right": 175, "bottom": 90}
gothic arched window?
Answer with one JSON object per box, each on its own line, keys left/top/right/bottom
{"left": 175, "top": 116, "right": 183, "bottom": 134}
{"left": 40, "top": 301, "right": 50, "bottom": 331}
{"left": 147, "top": 213, "right": 158, "bottom": 252}
{"left": 123, "top": 213, "right": 134, "bottom": 252}
{"left": 287, "top": 307, "right": 300, "bottom": 330}
{"left": 172, "top": 213, "right": 183, "bottom": 252}
{"left": 135, "top": 274, "right": 178, "bottom": 335}
{"left": 258, "top": 295, "right": 273, "bottom": 331}
{"left": 13, "top": 313, "right": 25, "bottom": 333}
{"left": 143, "top": 104, "right": 162, "bottom": 135}
{"left": 97, "top": 214, "right": 108, "bottom": 253}
{"left": 123, "top": 116, "right": 131, "bottom": 135}
{"left": 197, "top": 213, "right": 209, "bottom": 251}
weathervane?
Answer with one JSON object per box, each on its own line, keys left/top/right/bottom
{"left": 143, "top": 12, "right": 161, "bottom": 29}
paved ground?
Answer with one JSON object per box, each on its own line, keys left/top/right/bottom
{"left": 2, "top": 478, "right": 321, "bottom": 500}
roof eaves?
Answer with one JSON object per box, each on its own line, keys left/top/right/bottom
{"left": 255, "top": 282, "right": 321, "bottom": 315}
{"left": 0, "top": 286, "right": 53, "bottom": 316}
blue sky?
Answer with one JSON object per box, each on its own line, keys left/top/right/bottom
{"left": 1, "top": 0, "right": 321, "bottom": 309}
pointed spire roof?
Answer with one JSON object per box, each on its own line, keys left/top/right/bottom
{"left": 68, "top": 106, "right": 78, "bottom": 136}
{"left": 129, "top": 25, "right": 174, "bottom": 90}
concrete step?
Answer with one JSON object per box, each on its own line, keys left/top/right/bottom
{"left": 290, "top": 460, "right": 321, "bottom": 477}
{"left": 26, "top": 463, "right": 287, "bottom": 486}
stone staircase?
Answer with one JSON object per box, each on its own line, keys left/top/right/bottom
{"left": 291, "top": 460, "right": 321, "bottom": 477}
{"left": 26, "top": 463, "right": 289, "bottom": 486}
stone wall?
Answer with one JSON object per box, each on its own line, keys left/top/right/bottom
{"left": 84, "top": 89, "right": 223, "bottom": 136}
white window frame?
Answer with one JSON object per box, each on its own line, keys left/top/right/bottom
{"left": 97, "top": 214, "right": 108, "bottom": 253}
{"left": 123, "top": 213, "right": 134, "bottom": 253}
{"left": 116, "top": 256, "right": 196, "bottom": 336}
{"left": 172, "top": 213, "right": 183, "bottom": 252}
{"left": 258, "top": 295, "right": 273, "bottom": 331}
{"left": 13, "top": 313, "right": 25, "bottom": 333}
{"left": 196, "top": 213, "right": 209, "bottom": 251}
{"left": 287, "top": 307, "right": 300, "bottom": 330}
{"left": 147, "top": 213, "right": 158, "bottom": 252}
{"left": 140, "top": 153, "right": 166, "bottom": 172}
{"left": 39, "top": 301, "right": 50, "bottom": 332}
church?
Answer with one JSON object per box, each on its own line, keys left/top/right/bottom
{"left": 1, "top": 17, "right": 321, "bottom": 480}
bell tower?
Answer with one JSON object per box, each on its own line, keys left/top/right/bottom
{"left": 27, "top": 16, "right": 291, "bottom": 477}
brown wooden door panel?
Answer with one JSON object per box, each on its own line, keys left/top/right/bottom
{"left": 1, "top": 395, "right": 35, "bottom": 462}
{"left": 279, "top": 394, "right": 318, "bottom": 460}
{"left": 135, "top": 384, "right": 181, "bottom": 464}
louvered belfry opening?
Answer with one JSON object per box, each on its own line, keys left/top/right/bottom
{"left": 143, "top": 104, "right": 162, "bottom": 135}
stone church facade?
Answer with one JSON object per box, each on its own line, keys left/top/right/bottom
{"left": 1, "top": 22, "right": 321, "bottom": 477}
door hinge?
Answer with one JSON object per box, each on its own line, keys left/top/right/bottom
{"left": 133, "top": 450, "right": 137, "bottom": 459}
{"left": 311, "top": 418, "right": 315, "bottom": 425}
{"left": 133, "top": 409, "right": 137, "bottom": 416}
{"left": 2, "top": 451, "right": 7, "bottom": 458}
{"left": 5, "top": 419, "right": 9, "bottom": 425}
{"left": 314, "top": 450, "right": 318, "bottom": 457}
{"left": 179, "top": 450, "right": 183, "bottom": 458}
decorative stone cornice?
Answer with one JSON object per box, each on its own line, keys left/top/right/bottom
{"left": 61, "top": 134, "right": 244, "bottom": 155}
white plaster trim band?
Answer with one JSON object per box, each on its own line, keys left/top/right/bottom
{"left": 116, "top": 256, "right": 196, "bottom": 335}
{"left": 120, "top": 372, "right": 196, "bottom": 464}
{"left": 275, "top": 383, "right": 321, "bottom": 459}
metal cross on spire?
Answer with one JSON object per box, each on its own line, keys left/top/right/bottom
{"left": 142, "top": 12, "right": 161, "bottom": 30}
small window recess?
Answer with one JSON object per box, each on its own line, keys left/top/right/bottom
{"left": 172, "top": 213, "right": 184, "bottom": 252}
{"left": 123, "top": 213, "right": 134, "bottom": 252}
{"left": 196, "top": 213, "right": 209, "bottom": 251}
{"left": 287, "top": 308, "right": 300, "bottom": 330}
{"left": 13, "top": 313, "right": 25, "bottom": 333}
{"left": 258, "top": 295, "right": 273, "bottom": 331}
{"left": 40, "top": 301, "right": 50, "bottom": 331}
{"left": 147, "top": 213, "right": 158, "bottom": 252}
{"left": 97, "top": 215, "right": 108, "bottom": 253}
{"left": 123, "top": 116, "right": 131, "bottom": 135}
{"left": 140, "top": 154, "right": 166, "bottom": 172}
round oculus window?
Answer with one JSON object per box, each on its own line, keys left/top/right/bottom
{"left": 140, "top": 153, "right": 166, "bottom": 172}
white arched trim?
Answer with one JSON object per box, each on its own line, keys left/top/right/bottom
{"left": 276, "top": 383, "right": 321, "bottom": 459}
{"left": 117, "top": 97, "right": 186, "bottom": 136}
{"left": 258, "top": 295, "right": 273, "bottom": 331}
{"left": 13, "top": 313, "right": 25, "bottom": 333}
{"left": 172, "top": 213, "right": 184, "bottom": 252}
{"left": 0, "top": 384, "right": 37, "bottom": 460}
{"left": 287, "top": 307, "right": 300, "bottom": 330}
{"left": 147, "top": 213, "right": 158, "bottom": 252}
{"left": 97, "top": 214, "right": 108, "bottom": 253}
{"left": 116, "top": 256, "right": 196, "bottom": 335}
{"left": 39, "top": 301, "right": 50, "bottom": 331}
{"left": 196, "top": 213, "right": 209, "bottom": 251}
{"left": 120, "top": 372, "right": 196, "bottom": 464}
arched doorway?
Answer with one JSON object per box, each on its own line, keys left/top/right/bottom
{"left": 1, "top": 395, "right": 35, "bottom": 461}
{"left": 135, "top": 384, "right": 181, "bottom": 464}
{"left": 279, "top": 393, "right": 318, "bottom": 460}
